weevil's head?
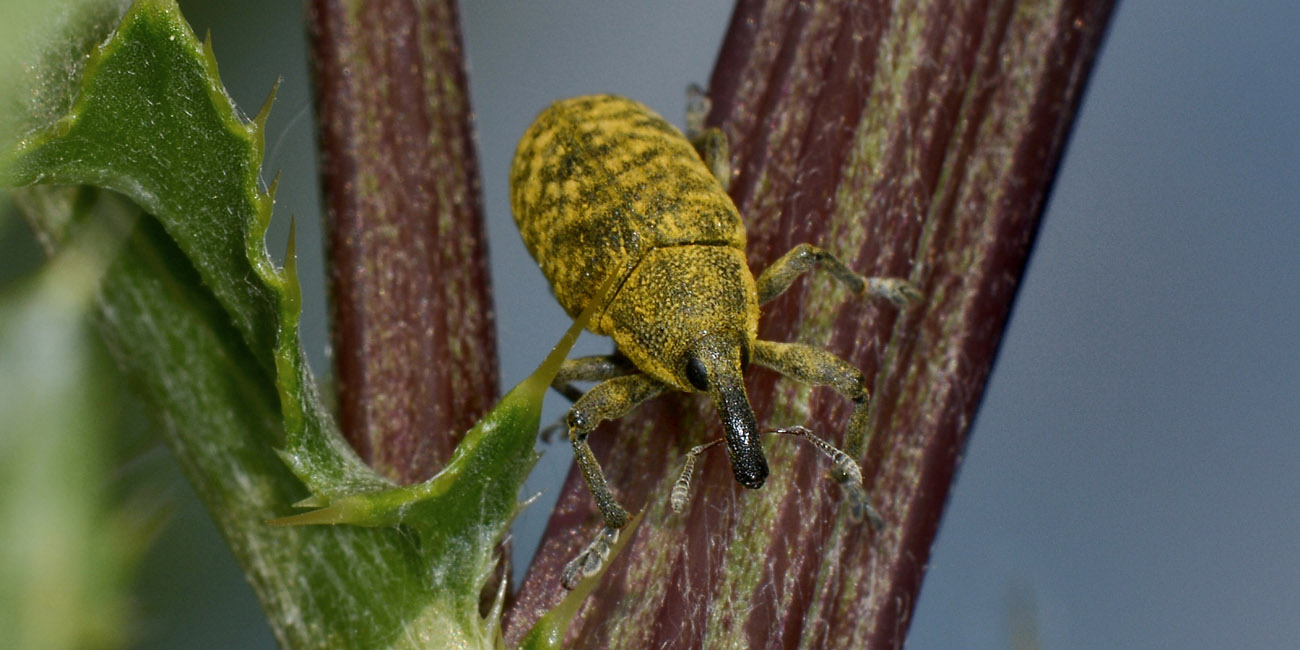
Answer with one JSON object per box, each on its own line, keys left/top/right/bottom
{"left": 685, "top": 333, "right": 768, "bottom": 489}
{"left": 602, "top": 245, "right": 767, "bottom": 489}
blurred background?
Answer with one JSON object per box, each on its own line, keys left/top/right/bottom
{"left": 2, "top": 1, "right": 1297, "bottom": 648}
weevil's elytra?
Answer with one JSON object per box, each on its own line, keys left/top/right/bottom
{"left": 512, "top": 95, "right": 748, "bottom": 332}
{"left": 511, "top": 94, "right": 919, "bottom": 589}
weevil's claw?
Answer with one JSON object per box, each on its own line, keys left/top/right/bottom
{"left": 866, "top": 277, "right": 922, "bottom": 307}
{"left": 561, "top": 525, "right": 620, "bottom": 590}
{"left": 842, "top": 480, "right": 886, "bottom": 530}
{"left": 539, "top": 415, "right": 567, "bottom": 443}
{"left": 831, "top": 454, "right": 883, "bottom": 529}
{"left": 830, "top": 453, "right": 883, "bottom": 528}
{"left": 774, "top": 426, "right": 885, "bottom": 528}
{"left": 552, "top": 381, "right": 586, "bottom": 403}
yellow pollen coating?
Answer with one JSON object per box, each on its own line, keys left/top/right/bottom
{"left": 510, "top": 96, "right": 914, "bottom": 590}
{"left": 510, "top": 95, "right": 758, "bottom": 390}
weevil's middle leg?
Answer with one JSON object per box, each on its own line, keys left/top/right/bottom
{"left": 551, "top": 354, "right": 638, "bottom": 401}
{"left": 751, "top": 339, "right": 884, "bottom": 527}
{"left": 560, "top": 373, "right": 667, "bottom": 588}
{"left": 755, "top": 243, "right": 920, "bottom": 306}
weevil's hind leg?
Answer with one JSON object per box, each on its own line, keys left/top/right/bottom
{"left": 540, "top": 355, "right": 639, "bottom": 441}
{"left": 751, "top": 340, "right": 884, "bottom": 527}
{"left": 755, "top": 243, "right": 921, "bottom": 306}
{"left": 560, "top": 373, "right": 669, "bottom": 589}
{"left": 684, "top": 83, "right": 710, "bottom": 140}
{"left": 686, "top": 84, "right": 732, "bottom": 191}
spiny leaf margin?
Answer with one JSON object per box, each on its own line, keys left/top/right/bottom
{"left": 1, "top": 0, "right": 601, "bottom": 646}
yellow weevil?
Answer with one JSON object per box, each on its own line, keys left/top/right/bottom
{"left": 510, "top": 93, "right": 918, "bottom": 589}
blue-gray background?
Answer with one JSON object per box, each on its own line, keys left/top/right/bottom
{"left": 101, "top": 2, "right": 1300, "bottom": 648}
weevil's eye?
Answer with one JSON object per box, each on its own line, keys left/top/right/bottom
{"left": 685, "top": 355, "right": 709, "bottom": 391}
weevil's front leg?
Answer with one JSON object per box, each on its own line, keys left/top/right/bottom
{"left": 561, "top": 373, "right": 669, "bottom": 588}
{"left": 755, "top": 243, "right": 920, "bottom": 306}
{"left": 567, "top": 373, "right": 666, "bottom": 529}
{"left": 751, "top": 340, "right": 884, "bottom": 528}
{"left": 539, "top": 355, "right": 640, "bottom": 441}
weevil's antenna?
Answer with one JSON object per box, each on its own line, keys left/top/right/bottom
{"left": 666, "top": 427, "right": 884, "bottom": 529}
{"left": 772, "top": 426, "right": 883, "bottom": 529}
{"left": 670, "top": 439, "right": 725, "bottom": 513}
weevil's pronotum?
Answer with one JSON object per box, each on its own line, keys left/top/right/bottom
{"left": 510, "top": 93, "right": 918, "bottom": 589}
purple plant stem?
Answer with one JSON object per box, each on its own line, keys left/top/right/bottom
{"left": 307, "top": 0, "right": 497, "bottom": 484}
{"left": 505, "top": 1, "right": 1115, "bottom": 647}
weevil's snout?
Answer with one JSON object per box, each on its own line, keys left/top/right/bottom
{"left": 718, "top": 385, "right": 767, "bottom": 488}
{"left": 690, "top": 337, "right": 769, "bottom": 490}
{"left": 731, "top": 444, "right": 769, "bottom": 489}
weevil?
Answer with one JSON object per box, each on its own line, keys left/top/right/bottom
{"left": 510, "top": 93, "right": 918, "bottom": 589}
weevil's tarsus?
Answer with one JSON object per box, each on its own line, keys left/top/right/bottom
{"left": 867, "top": 276, "right": 923, "bottom": 307}
{"left": 755, "top": 242, "right": 920, "bottom": 307}
{"left": 845, "top": 480, "right": 885, "bottom": 530}
{"left": 691, "top": 127, "right": 731, "bottom": 192}
{"left": 561, "top": 525, "right": 619, "bottom": 590}
{"left": 685, "top": 84, "right": 732, "bottom": 190}
{"left": 684, "top": 83, "right": 710, "bottom": 140}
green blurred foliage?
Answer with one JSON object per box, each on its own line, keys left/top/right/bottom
{"left": 0, "top": 189, "right": 159, "bottom": 650}
{"left": 1, "top": 1, "right": 598, "bottom": 647}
